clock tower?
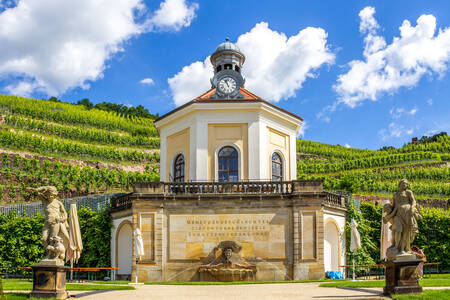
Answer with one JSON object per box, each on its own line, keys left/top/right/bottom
{"left": 210, "top": 38, "right": 245, "bottom": 99}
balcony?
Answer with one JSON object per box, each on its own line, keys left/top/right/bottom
{"left": 110, "top": 180, "right": 346, "bottom": 212}
{"left": 133, "top": 180, "right": 324, "bottom": 195}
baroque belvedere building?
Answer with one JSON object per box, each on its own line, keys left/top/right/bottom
{"left": 110, "top": 39, "right": 346, "bottom": 281}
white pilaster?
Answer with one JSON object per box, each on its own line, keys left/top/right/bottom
{"left": 159, "top": 132, "right": 167, "bottom": 182}
{"left": 258, "top": 118, "right": 268, "bottom": 180}
{"left": 290, "top": 134, "right": 297, "bottom": 180}
{"left": 195, "top": 120, "right": 208, "bottom": 181}
{"left": 248, "top": 117, "right": 260, "bottom": 180}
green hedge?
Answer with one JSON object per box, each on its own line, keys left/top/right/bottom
{"left": 348, "top": 202, "right": 450, "bottom": 271}
{"left": 0, "top": 207, "right": 111, "bottom": 276}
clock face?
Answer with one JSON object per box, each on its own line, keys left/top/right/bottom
{"left": 218, "top": 77, "right": 237, "bottom": 94}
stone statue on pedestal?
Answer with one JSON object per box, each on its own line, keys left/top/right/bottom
{"left": 383, "top": 179, "right": 421, "bottom": 260}
{"left": 31, "top": 186, "right": 69, "bottom": 299}
{"left": 382, "top": 179, "right": 423, "bottom": 296}
{"left": 37, "top": 186, "right": 70, "bottom": 265}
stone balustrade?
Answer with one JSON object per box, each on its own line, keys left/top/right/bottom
{"left": 109, "top": 180, "right": 346, "bottom": 211}
{"left": 111, "top": 193, "right": 132, "bottom": 212}
{"left": 324, "top": 192, "right": 345, "bottom": 207}
{"left": 133, "top": 180, "right": 324, "bottom": 195}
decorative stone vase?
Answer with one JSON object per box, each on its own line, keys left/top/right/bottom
{"left": 30, "top": 264, "right": 69, "bottom": 299}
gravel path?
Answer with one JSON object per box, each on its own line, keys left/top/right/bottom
{"left": 69, "top": 282, "right": 389, "bottom": 300}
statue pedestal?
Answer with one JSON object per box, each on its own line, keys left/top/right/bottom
{"left": 384, "top": 259, "right": 422, "bottom": 296}
{"left": 30, "top": 264, "right": 69, "bottom": 299}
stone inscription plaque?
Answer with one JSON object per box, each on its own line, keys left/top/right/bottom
{"left": 169, "top": 213, "right": 288, "bottom": 260}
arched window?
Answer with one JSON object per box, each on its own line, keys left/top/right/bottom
{"left": 173, "top": 154, "right": 185, "bottom": 182}
{"left": 218, "top": 146, "right": 238, "bottom": 182}
{"left": 271, "top": 152, "right": 283, "bottom": 181}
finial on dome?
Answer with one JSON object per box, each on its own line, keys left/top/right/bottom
{"left": 225, "top": 37, "right": 229, "bottom": 42}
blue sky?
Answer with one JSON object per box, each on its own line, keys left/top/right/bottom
{"left": 0, "top": 0, "right": 449, "bottom": 150}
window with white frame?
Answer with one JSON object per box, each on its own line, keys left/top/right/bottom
{"left": 173, "top": 154, "right": 185, "bottom": 182}
{"left": 271, "top": 152, "right": 283, "bottom": 181}
{"left": 218, "top": 146, "right": 238, "bottom": 182}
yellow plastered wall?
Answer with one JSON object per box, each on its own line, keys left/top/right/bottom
{"left": 207, "top": 123, "right": 248, "bottom": 181}
{"left": 267, "top": 127, "right": 290, "bottom": 181}
{"left": 166, "top": 128, "right": 190, "bottom": 181}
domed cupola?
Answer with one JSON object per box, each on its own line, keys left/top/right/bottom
{"left": 210, "top": 38, "right": 245, "bottom": 99}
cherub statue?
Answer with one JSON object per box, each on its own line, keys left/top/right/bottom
{"left": 36, "top": 186, "right": 69, "bottom": 265}
{"left": 46, "top": 236, "right": 66, "bottom": 261}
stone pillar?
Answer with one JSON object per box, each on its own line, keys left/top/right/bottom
{"left": 30, "top": 265, "right": 69, "bottom": 299}
{"left": 384, "top": 259, "right": 423, "bottom": 295}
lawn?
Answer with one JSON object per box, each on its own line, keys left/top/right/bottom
{"left": 92, "top": 280, "right": 131, "bottom": 285}
{"left": 2, "top": 278, "right": 134, "bottom": 291}
{"left": 4, "top": 294, "right": 57, "bottom": 300}
{"left": 392, "top": 289, "right": 450, "bottom": 300}
{"left": 319, "top": 274, "right": 450, "bottom": 288}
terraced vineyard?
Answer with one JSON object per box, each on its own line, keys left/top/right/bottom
{"left": 0, "top": 95, "right": 160, "bottom": 202}
{"left": 297, "top": 135, "right": 450, "bottom": 205}
{"left": 0, "top": 94, "right": 448, "bottom": 204}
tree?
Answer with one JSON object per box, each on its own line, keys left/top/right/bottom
{"left": 77, "top": 98, "right": 94, "bottom": 110}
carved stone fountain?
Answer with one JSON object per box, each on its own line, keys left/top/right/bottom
{"left": 198, "top": 241, "right": 256, "bottom": 282}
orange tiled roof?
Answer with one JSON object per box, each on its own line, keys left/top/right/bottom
{"left": 195, "top": 87, "right": 262, "bottom": 100}
{"left": 155, "top": 87, "right": 303, "bottom": 123}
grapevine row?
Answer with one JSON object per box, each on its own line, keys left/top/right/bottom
{"left": 0, "top": 95, "right": 157, "bottom": 134}
{"left": 297, "top": 138, "right": 450, "bottom": 161}
{"left": 0, "top": 129, "right": 160, "bottom": 163}
{"left": 298, "top": 151, "right": 441, "bottom": 174}
{"left": 5, "top": 115, "right": 160, "bottom": 148}
{"left": 0, "top": 153, "right": 160, "bottom": 200}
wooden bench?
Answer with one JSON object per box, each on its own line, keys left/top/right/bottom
{"left": 340, "top": 262, "right": 442, "bottom": 280}
{"left": 0, "top": 263, "right": 10, "bottom": 279}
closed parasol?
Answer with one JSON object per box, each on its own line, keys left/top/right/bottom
{"left": 66, "top": 203, "right": 83, "bottom": 280}
{"left": 350, "top": 218, "right": 361, "bottom": 252}
{"left": 350, "top": 218, "right": 361, "bottom": 281}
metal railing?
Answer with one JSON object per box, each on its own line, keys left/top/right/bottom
{"left": 111, "top": 193, "right": 132, "bottom": 212}
{"left": 110, "top": 180, "right": 346, "bottom": 211}
{"left": 165, "top": 181, "right": 294, "bottom": 195}
{"left": 133, "top": 180, "right": 324, "bottom": 195}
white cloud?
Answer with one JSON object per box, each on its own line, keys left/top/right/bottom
{"left": 145, "top": 0, "right": 198, "bottom": 32}
{"left": 168, "top": 22, "right": 334, "bottom": 106}
{"left": 140, "top": 78, "right": 154, "bottom": 85}
{"left": 379, "top": 122, "right": 414, "bottom": 140}
{"left": 297, "top": 121, "right": 308, "bottom": 138}
{"left": 408, "top": 107, "right": 418, "bottom": 115}
{"left": 0, "top": 0, "right": 148, "bottom": 96}
{"left": 389, "top": 106, "right": 418, "bottom": 119}
{"left": 168, "top": 58, "right": 212, "bottom": 106}
{"left": 4, "top": 80, "right": 40, "bottom": 97}
{"left": 335, "top": 7, "right": 450, "bottom": 107}
{"left": 0, "top": 0, "right": 198, "bottom": 97}
{"left": 427, "top": 98, "right": 433, "bottom": 105}
{"left": 344, "top": 143, "right": 351, "bottom": 148}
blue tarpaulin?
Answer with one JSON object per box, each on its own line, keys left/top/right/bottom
{"left": 326, "top": 271, "right": 344, "bottom": 279}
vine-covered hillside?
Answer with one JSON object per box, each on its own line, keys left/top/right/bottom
{"left": 0, "top": 94, "right": 448, "bottom": 204}
{"left": 297, "top": 134, "right": 450, "bottom": 204}
{"left": 0, "top": 95, "right": 160, "bottom": 202}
